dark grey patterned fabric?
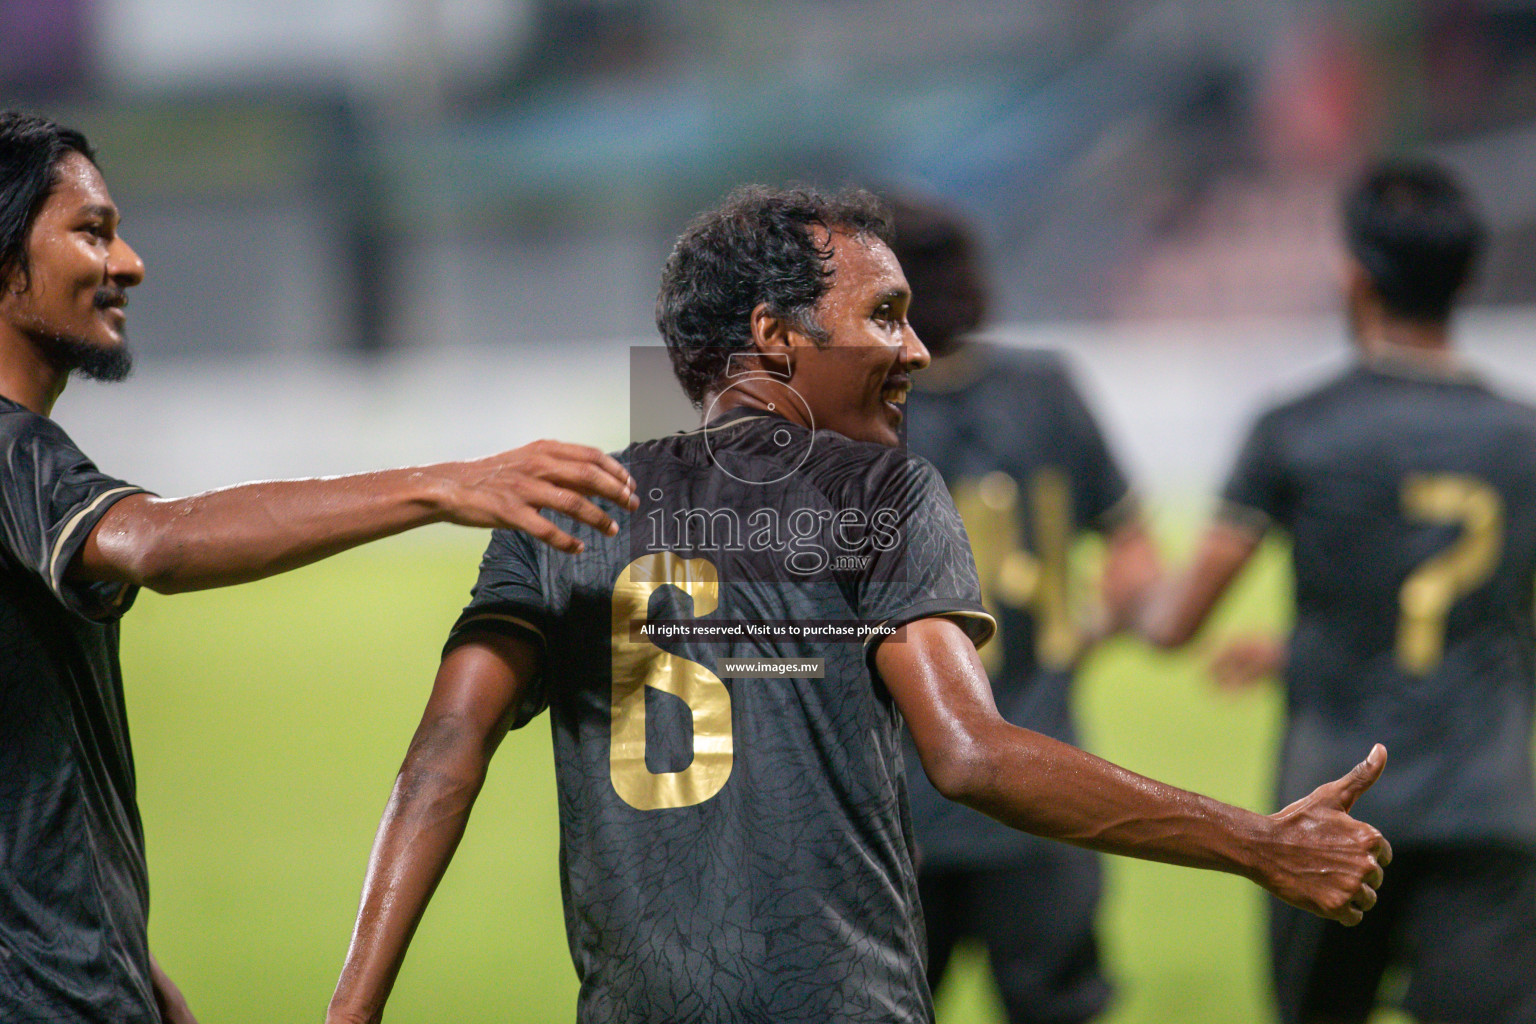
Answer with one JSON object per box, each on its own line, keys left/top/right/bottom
{"left": 0, "top": 396, "right": 153, "bottom": 1023}
{"left": 448, "top": 409, "right": 991, "bottom": 1024}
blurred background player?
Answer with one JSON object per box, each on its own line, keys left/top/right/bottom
{"left": 0, "top": 109, "right": 636, "bottom": 1024}
{"left": 887, "top": 196, "right": 1160, "bottom": 1023}
{"left": 1137, "top": 160, "right": 1536, "bottom": 1024}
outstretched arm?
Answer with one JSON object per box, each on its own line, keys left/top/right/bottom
{"left": 878, "top": 617, "right": 1390, "bottom": 924}
{"left": 69, "top": 441, "right": 637, "bottom": 593}
{"left": 1135, "top": 518, "right": 1261, "bottom": 648}
{"left": 328, "top": 633, "right": 538, "bottom": 1024}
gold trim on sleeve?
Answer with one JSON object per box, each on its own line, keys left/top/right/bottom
{"left": 47, "top": 486, "right": 141, "bottom": 589}
{"left": 456, "top": 612, "right": 546, "bottom": 644}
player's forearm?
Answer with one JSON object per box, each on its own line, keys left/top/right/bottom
{"left": 889, "top": 621, "right": 1273, "bottom": 876}
{"left": 952, "top": 721, "right": 1272, "bottom": 879}
{"left": 889, "top": 618, "right": 1386, "bottom": 923}
{"left": 73, "top": 441, "right": 638, "bottom": 592}
{"left": 81, "top": 467, "right": 460, "bottom": 593}
{"left": 329, "top": 717, "right": 490, "bottom": 1024}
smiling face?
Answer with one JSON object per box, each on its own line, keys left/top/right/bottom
{"left": 0, "top": 151, "right": 144, "bottom": 381}
{"left": 784, "top": 228, "right": 930, "bottom": 446}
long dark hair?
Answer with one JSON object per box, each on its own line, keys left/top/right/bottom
{"left": 0, "top": 110, "right": 97, "bottom": 292}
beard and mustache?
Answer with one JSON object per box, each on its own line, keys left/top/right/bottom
{"left": 34, "top": 286, "right": 134, "bottom": 383}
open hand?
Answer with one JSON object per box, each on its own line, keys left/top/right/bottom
{"left": 1259, "top": 744, "right": 1392, "bottom": 926}
{"left": 429, "top": 440, "right": 639, "bottom": 552}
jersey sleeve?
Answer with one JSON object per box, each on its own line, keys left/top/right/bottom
{"left": 1219, "top": 408, "right": 1288, "bottom": 535}
{"left": 1048, "top": 359, "right": 1136, "bottom": 533}
{"left": 0, "top": 410, "right": 147, "bottom": 621}
{"left": 442, "top": 528, "right": 551, "bottom": 728}
{"left": 857, "top": 453, "right": 996, "bottom": 658}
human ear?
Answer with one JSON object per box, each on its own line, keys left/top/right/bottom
{"left": 749, "top": 303, "right": 795, "bottom": 378}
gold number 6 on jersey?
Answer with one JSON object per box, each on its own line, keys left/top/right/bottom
{"left": 609, "top": 553, "right": 733, "bottom": 810}
{"left": 1397, "top": 474, "right": 1503, "bottom": 674}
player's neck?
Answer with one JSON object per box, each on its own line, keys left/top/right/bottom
{"left": 702, "top": 382, "right": 809, "bottom": 430}
{"left": 0, "top": 334, "right": 67, "bottom": 416}
{"left": 1356, "top": 317, "right": 1454, "bottom": 370}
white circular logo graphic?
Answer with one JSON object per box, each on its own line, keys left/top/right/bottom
{"left": 702, "top": 377, "right": 816, "bottom": 485}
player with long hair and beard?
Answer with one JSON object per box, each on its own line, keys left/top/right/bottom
{"left": 0, "top": 110, "right": 636, "bottom": 1024}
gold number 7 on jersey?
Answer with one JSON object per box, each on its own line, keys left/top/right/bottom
{"left": 1397, "top": 474, "right": 1503, "bottom": 674}
{"left": 610, "top": 552, "right": 734, "bottom": 810}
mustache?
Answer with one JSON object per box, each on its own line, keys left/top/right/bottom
{"left": 93, "top": 287, "right": 128, "bottom": 309}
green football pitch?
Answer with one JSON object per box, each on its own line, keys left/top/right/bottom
{"left": 124, "top": 529, "right": 1413, "bottom": 1024}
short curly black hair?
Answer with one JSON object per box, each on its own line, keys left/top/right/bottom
{"left": 655, "top": 185, "right": 893, "bottom": 406}
{"left": 1344, "top": 159, "right": 1483, "bottom": 323}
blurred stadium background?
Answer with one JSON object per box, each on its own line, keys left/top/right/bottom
{"left": 6, "top": 1, "right": 1536, "bottom": 1020}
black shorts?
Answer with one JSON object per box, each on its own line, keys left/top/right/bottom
{"left": 919, "top": 842, "right": 1112, "bottom": 1024}
{"left": 1270, "top": 843, "right": 1536, "bottom": 1024}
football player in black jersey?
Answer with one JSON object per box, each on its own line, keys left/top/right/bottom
{"left": 888, "top": 196, "right": 1159, "bottom": 1024}
{"left": 329, "top": 185, "right": 1391, "bottom": 1024}
{"left": 1139, "top": 161, "right": 1536, "bottom": 1024}
{"left": 0, "top": 110, "right": 637, "bottom": 1024}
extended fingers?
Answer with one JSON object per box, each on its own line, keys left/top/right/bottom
{"left": 517, "top": 479, "right": 620, "bottom": 538}
{"left": 525, "top": 442, "right": 638, "bottom": 509}
{"left": 509, "top": 506, "right": 583, "bottom": 554}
